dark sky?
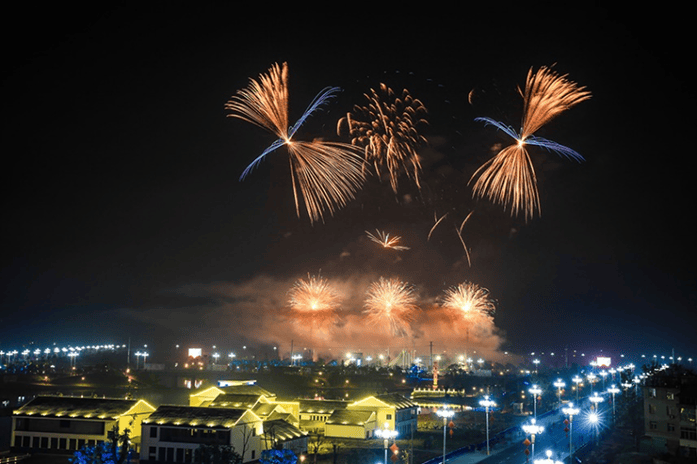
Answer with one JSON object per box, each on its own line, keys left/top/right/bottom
{"left": 1, "top": 5, "right": 694, "bottom": 363}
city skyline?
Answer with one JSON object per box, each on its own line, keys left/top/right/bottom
{"left": 1, "top": 6, "right": 694, "bottom": 359}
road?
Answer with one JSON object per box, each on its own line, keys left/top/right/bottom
{"left": 436, "top": 403, "right": 602, "bottom": 464}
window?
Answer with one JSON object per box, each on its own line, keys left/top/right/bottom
{"left": 668, "top": 423, "right": 675, "bottom": 432}
{"left": 150, "top": 426, "right": 158, "bottom": 438}
{"left": 680, "top": 428, "right": 697, "bottom": 440}
{"left": 667, "top": 392, "right": 675, "bottom": 400}
{"left": 386, "top": 414, "right": 392, "bottom": 420}
{"left": 649, "top": 388, "right": 657, "bottom": 398}
{"left": 649, "top": 404, "right": 657, "bottom": 414}
{"left": 649, "top": 421, "right": 658, "bottom": 430}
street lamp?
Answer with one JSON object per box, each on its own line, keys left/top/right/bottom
{"left": 553, "top": 379, "right": 565, "bottom": 409}
{"left": 607, "top": 385, "right": 620, "bottom": 420}
{"left": 589, "top": 392, "right": 604, "bottom": 412}
{"left": 533, "top": 359, "right": 540, "bottom": 374}
{"left": 436, "top": 408, "right": 454, "bottom": 464}
{"left": 522, "top": 418, "right": 544, "bottom": 461}
{"left": 479, "top": 396, "right": 496, "bottom": 455}
{"left": 587, "top": 373, "right": 597, "bottom": 394}
{"left": 572, "top": 376, "right": 582, "bottom": 402}
{"left": 533, "top": 450, "right": 563, "bottom": 464}
{"left": 562, "top": 403, "right": 579, "bottom": 463}
{"left": 375, "top": 422, "right": 398, "bottom": 464}
{"left": 587, "top": 411, "right": 600, "bottom": 444}
{"left": 599, "top": 371, "right": 608, "bottom": 390}
{"left": 529, "top": 385, "right": 542, "bottom": 419}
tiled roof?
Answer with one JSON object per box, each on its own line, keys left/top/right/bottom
{"left": 144, "top": 405, "right": 250, "bottom": 428}
{"left": 326, "top": 409, "right": 375, "bottom": 426}
{"left": 298, "top": 399, "right": 348, "bottom": 414}
{"left": 263, "top": 420, "right": 307, "bottom": 441}
{"left": 209, "top": 394, "right": 263, "bottom": 409}
{"left": 374, "top": 393, "right": 418, "bottom": 409}
{"left": 13, "top": 396, "right": 141, "bottom": 420}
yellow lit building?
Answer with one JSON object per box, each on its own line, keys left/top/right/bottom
{"left": 140, "top": 405, "right": 264, "bottom": 463}
{"left": 11, "top": 396, "right": 155, "bottom": 454}
{"left": 347, "top": 393, "right": 418, "bottom": 437}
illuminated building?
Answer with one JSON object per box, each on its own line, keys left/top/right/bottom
{"left": 325, "top": 409, "right": 378, "bottom": 439}
{"left": 643, "top": 367, "right": 697, "bottom": 459}
{"left": 140, "top": 405, "right": 264, "bottom": 463}
{"left": 11, "top": 396, "right": 155, "bottom": 455}
{"left": 347, "top": 393, "right": 418, "bottom": 437}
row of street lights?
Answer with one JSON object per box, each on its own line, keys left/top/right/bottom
{"left": 521, "top": 377, "right": 631, "bottom": 464}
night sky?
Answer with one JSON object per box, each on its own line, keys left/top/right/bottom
{"left": 1, "top": 5, "right": 694, "bottom": 362}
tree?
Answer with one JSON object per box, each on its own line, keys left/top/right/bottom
{"left": 259, "top": 449, "right": 298, "bottom": 464}
{"left": 307, "top": 433, "right": 326, "bottom": 464}
{"left": 70, "top": 424, "right": 133, "bottom": 464}
{"left": 193, "top": 444, "right": 242, "bottom": 464}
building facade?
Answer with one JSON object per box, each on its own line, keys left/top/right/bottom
{"left": 140, "top": 405, "right": 263, "bottom": 463}
{"left": 11, "top": 396, "right": 155, "bottom": 455}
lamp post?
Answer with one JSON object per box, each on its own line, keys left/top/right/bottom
{"left": 607, "top": 385, "right": 620, "bottom": 420}
{"left": 553, "top": 379, "right": 565, "bottom": 409}
{"left": 588, "top": 411, "right": 600, "bottom": 444}
{"left": 522, "top": 418, "right": 544, "bottom": 461}
{"left": 589, "top": 392, "right": 604, "bottom": 412}
{"left": 480, "top": 396, "right": 496, "bottom": 455}
{"left": 529, "top": 385, "right": 542, "bottom": 419}
{"left": 375, "top": 422, "right": 398, "bottom": 464}
{"left": 587, "top": 373, "right": 597, "bottom": 394}
{"left": 562, "top": 403, "right": 579, "bottom": 463}
{"left": 533, "top": 450, "right": 563, "bottom": 464}
{"left": 572, "top": 376, "right": 582, "bottom": 403}
{"left": 436, "top": 408, "right": 454, "bottom": 464}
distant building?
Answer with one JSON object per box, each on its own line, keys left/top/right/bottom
{"left": 11, "top": 396, "right": 155, "bottom": 455}
{"left": 643, "top": 366, "right": 697, "bottom": 460}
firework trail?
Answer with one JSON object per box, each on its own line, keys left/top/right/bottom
{"left": 427, "top": 212, "right": 449, "bottom": 241}
{"left": 364, "top": 277, "right": 418, "bottom": 337}
{"left": 470, "top": 66, "right": 591, "bottom": 221}
{"left": 288, "top": 274, "right": 341, "bottom": 330}
{"left": 428, "top": 211, "right": 474, "bottom": 266}
{"left": 337, "top": 83, "right": 427, "bottom": 193}
{"left": 226, "top": 62, "right": 365, "bottom": 223}
{"left": 365, "top": 229, "right": 410, "bottom": 251}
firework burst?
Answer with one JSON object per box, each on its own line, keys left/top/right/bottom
{"left": 288, "top": 274, "right": 341, "bottom": 329}
{"left": 226, "top": 62, "right": 365, "bottom": 223}
{"left": 470, "top": 66, "right": 590, "bottom": 220}
{"left": 441, "top": 282, "right": 496, "bottom": 321}
{"left": 337, "top": 83, "right": 427, "bottom": 193}
{"left": 364, "top": 277, "right": 417, "bottom": 337}
{"left": 365, "top": 229, "right": 410, "bottom": 251}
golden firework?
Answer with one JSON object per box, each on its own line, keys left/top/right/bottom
{"left": 226, "top": 62, "right": 365, "bottom": 223}
{"left": 470, "top": 66, "right": 590, "bottom": 220}
{"left": 365, "top": 229, "right": 410, "bottom": 251}
{"left": 441, "top": 282, "right": 495, "bottom": 319}
{"left": 338, "top": 83, "right": 427, "bottom": 193}
{"left": 288, "top": 274, "right": 341, "bottom": 328}
{"left": 364, "top": 277, "right": 417, "bottom": 337}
